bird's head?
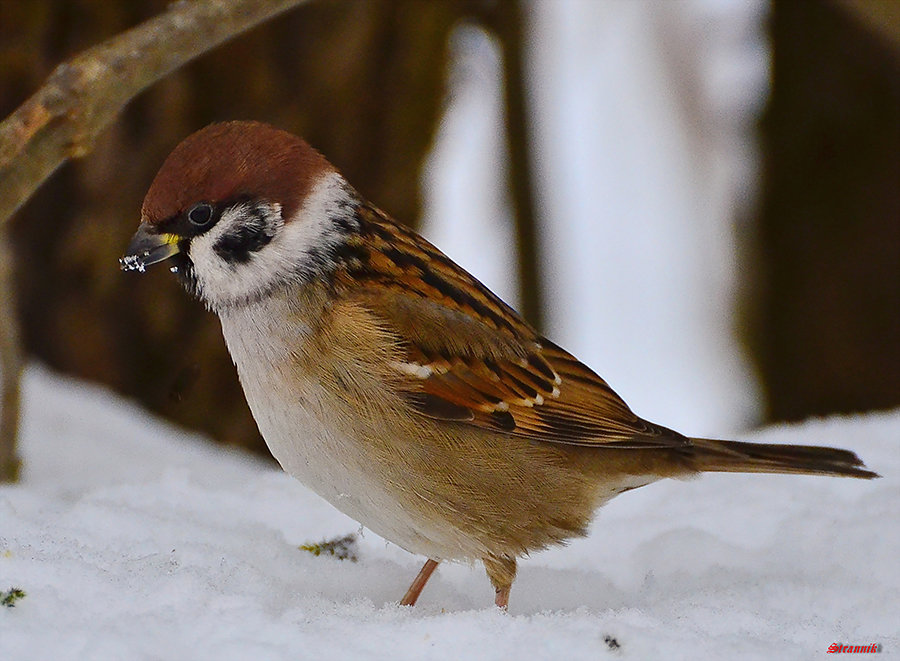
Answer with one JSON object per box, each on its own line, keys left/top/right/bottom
{"left": 121, "top": 121, "right": 357, "bottom": 310}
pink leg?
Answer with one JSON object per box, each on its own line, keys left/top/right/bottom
{"left": 483, "top": 555, "right": 516, "bottom": 610}
{"left": 400, "top": 558, "right": 439, "bottom": 606}
{"left": 494, "top": 585, "right": 511, "bottom": 610}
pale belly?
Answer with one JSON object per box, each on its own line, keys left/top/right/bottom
{"left": 248, "top": 381, "right": 481, "bottom": 559}
{"left": 220, "top": 306, "right": 479, "bottom": 560}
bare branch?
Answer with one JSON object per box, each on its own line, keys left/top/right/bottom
{"left": 0, "top": 0, "right": 309, "bottom": 227}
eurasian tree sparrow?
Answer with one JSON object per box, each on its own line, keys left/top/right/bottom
{"left": 121, "top": 122, "right": 877, "bottom": 609}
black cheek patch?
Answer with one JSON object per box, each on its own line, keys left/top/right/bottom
{"left": 213, "top": 216, "right": 274, "bottom": 264}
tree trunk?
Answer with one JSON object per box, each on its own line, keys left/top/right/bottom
{"left": 755, "top": 0, "right": 900, "bottom": 421}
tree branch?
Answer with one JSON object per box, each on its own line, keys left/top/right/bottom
{"left": 0, "top": 0, "right": 309, "bottom": 226}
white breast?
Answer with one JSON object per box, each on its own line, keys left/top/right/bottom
{"left": 217, "top": 295, "right": 473, "bottom": 560}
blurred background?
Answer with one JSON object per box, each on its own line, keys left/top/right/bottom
{"left": 0, "top": 0, "right": 897, "bottom": 458}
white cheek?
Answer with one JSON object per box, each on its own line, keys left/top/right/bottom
{"left": 189, "top": 171, "right": 357, "bottom": 310}
{"left": 188, "top": 204, "right": 283, "bottom": 307}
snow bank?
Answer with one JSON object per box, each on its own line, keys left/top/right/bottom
{"left": 1, "top": 366, "right": 896, "bottom": 660}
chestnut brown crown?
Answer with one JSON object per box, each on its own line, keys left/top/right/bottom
{"left": 141, "top": 121, "right": 334, "bottom": 226}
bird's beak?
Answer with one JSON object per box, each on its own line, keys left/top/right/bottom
{"left": 120, "top": 223, "right": 182, "bottom": 273}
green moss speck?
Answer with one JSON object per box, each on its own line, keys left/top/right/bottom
{"left": 1, "top": 588, "right": 26, "bottom": 608}
{"left": 300, "top": 534, "right": 358, "bottom": 562}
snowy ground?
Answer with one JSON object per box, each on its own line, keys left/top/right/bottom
{"left": 0, "top": 366, "right": 896, "bottom": 660}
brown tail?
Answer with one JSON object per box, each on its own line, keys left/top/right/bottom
{"left": 690, "top": 438, "right": 879, "bottom": 479}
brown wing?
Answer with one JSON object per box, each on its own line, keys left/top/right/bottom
{"left": 333, "top": 204, "right": 688, "bottom": 450}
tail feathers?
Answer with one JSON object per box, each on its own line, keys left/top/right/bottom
{"left": 690, "top": 438, "right": 879, "bottom": 479}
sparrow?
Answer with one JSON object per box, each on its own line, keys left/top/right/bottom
{"left": 121, "top": 121, "right": 878, "bottom": 609}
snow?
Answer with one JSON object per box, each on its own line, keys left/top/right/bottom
{"left": 1, "top": 366, "right": 897, "bottom": 660}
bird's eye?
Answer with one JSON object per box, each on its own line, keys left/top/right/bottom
{"left": 188, "top": 203, "right": 214, "bottom": 226}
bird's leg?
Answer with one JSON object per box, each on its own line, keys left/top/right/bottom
{"left": 400, "top": 558, "right": 439, "bottom": 606}
{"left": 494, "top": 585, "right": 511, "bottom": 609}
{"left": 483, "top": 555, "right": 517, "bottom": 610}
